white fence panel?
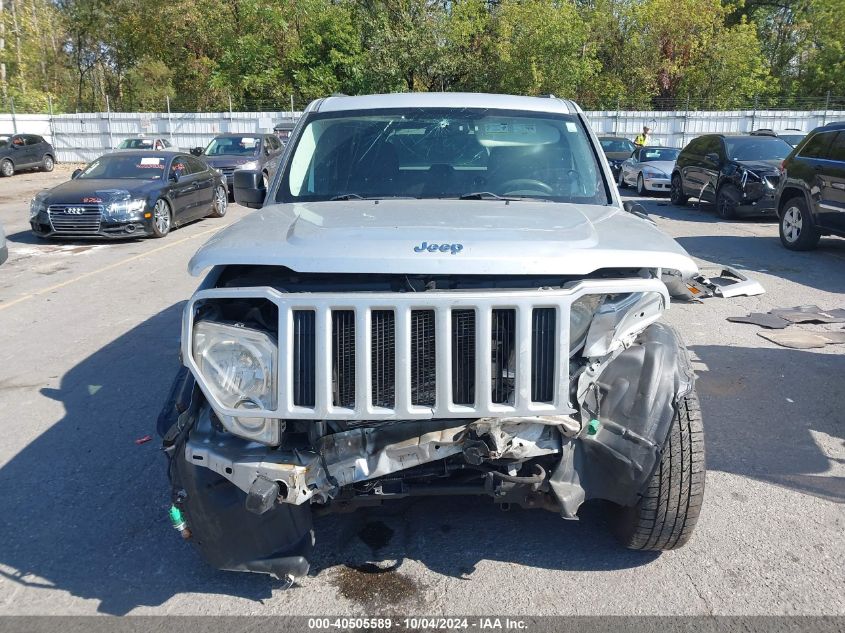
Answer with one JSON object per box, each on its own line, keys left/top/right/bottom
{"left": 0, "top": 114, "right": 54, "bottom": 142}
{"left": 3, "top": 109, "right": 845, "bottom": 163}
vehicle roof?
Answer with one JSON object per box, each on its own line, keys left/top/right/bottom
{"left": 211, "top": 133, "right": 268, "bottom": 138}
{"left": 598, "top": 136, "right": 633, "bottom": 141}
{"left": 816, "top": 121, "right": 845, "bottom": 131}
{"left": 698, "top": 133, "right": 789, "bottom": 140}
{"left": 105, "top": 150, "right": 183, "bottom": 158}
{"left": 314, "top": 92, "right": 581, "bottom": 115}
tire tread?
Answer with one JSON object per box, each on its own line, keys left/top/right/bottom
{"left": 618, "top": 390, "right": 705, "bottom": 551}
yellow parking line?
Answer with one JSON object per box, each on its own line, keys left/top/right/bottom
{"left": 0, "top": 224, "right": 229, "bottom": 313}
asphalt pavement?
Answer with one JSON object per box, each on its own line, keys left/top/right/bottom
{"left": 0, "top": 169, "right": 842, "bottom": 616}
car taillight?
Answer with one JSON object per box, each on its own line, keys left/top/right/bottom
{"left": 778, "top": 160, "right": 787, "bottom": 175}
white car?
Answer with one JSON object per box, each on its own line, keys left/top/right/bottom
{"left": 618, "top": 146, "right": 681, "bottom": 195}
{"left": 115, "top": 136, "right": 175, "bottom": 151}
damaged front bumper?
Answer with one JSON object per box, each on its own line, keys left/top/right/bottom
{"left": 169, "top": 321, "right": 694, "bottom": 536}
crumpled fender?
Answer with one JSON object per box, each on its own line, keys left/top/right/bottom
{"left": 160, "top": 369, "right": 314, "bottom": 583}
{"left": 551, "top": 322, "right": 695, "bottom": 515}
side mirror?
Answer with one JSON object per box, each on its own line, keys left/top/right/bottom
{"left": 190, "top": 147, "right": 204, "bottom": 156}
{"left": 705, "top": 152, "right": 719, "bottom": 164}
{"left": 623, "top": 200, "right": 655, "bottom": 224}
{"left": 234, "top": 169, "right": 266, "bottom": 209}
{"left": 170, "top": 171, "right": 181, "bottom": 183}
{"left": 71, "top": 168, "right": 83, "bottom": 179}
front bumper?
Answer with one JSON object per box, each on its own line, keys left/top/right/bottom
{"left": 735, "top": 186, "right": 777, "bottom": 215}
{"left": 643, "top": 176, "right": 671, "bottom": 192}
{"left": 30, "top": 211, "right": 155, "bottom": 239}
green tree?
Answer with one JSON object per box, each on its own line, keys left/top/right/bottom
{"left": 491, "top": 0, "right": 598, "bottom": 99}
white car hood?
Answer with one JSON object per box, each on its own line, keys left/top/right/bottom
{"left": 189, "top": 199, "right": 698, "bottom": 278}
{"left": 641, "top": 161, "right": 675, "bottom": 176}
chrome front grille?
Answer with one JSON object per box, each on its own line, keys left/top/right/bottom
{"left": 184, "top": 279, "right": 669, "bottom": 421}
{"left": 48, "top": 204, "right": 103, "bottom": 234}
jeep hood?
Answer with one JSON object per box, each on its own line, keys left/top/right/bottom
{"left": 189, "top": 200, "right": 698, "bottom": 278}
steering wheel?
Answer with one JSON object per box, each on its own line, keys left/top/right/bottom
{"left": 500, "top": 178, "right": 554, "bottom": 196}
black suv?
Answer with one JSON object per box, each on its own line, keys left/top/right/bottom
{"left": 776, "top": 122, "right": 845, "bottom": 250}
{"left": 669, "top": 134, "right": 793, "bottom": 218}
{"left": 0, "top": 134, "right": 56, "bottom": 177}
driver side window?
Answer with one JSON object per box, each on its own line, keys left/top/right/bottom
{"left": 170, "top": 157, "right": 189, "bottom": 178}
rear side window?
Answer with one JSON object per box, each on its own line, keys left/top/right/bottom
{"left": 827, "top": 132, "right": 845, "bottom": 162}
{"left": 799, "top": 132, "right": 835, "bottom": 159}
{"left": 683, "top": 137, "right": 706, "bottom": 155}
{"left": 185, "top": 156, "right": 207, "bottom": 173}
{"left": 25, "top": 135, "right": 43, "bottom": 145}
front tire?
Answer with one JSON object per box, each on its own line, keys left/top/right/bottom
{"left": 614, "top": 389, "right": 705, "bottom": 551}
{"left": 670, "top": 174, "right": 688, "bottom": 206}
{"left": 0, "top": 159, "right": 13, "bottom": 177}
{"left": 618, "top": 170, "right": 627, "bottom": 189}
{"left": 151, "top": 199, "right": 172, "bottom": 238}
{"left": 208, "top": 185, "right": 228, "bottom": 218}
{"left": 779, "top": 196, "right": 820, "bottom": 251}
{"left": 716, "top": 185, "right": 739, "bottom": 220}
{"left": 42, "top": 155, "right": 55, "bottom": 172}
{"left": 637, "top": 173, "right": 648, "bottom": 196}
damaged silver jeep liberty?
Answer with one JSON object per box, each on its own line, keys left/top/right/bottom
{"left": 159, "top": 93, "right": 705, "bottom": 583}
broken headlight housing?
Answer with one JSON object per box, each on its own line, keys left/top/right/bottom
{"left": 192, "top": 320, "right": 280, "bottom": 445}
{"left": 570, "top": 295, "right": 604, "bottom": 354}
{"left": 579, "top": 292, "right": 665, "bottom": 358}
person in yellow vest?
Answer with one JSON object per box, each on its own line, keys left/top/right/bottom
{"left": 634, "top": 126, "right": 652, "bottom": 147}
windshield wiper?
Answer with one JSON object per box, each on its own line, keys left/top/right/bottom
{"left": 458, "top": 192, "right": 551, "bottom": 201}
{"left": 458, "top": 191, "right": 515, "bottom": 200}
{"left": 329, "top": 194, "right": 418, "bottom": 201}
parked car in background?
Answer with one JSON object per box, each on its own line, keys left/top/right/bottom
{"left": 30, "top": 151, "right": 228, "bottom": 240}
{"left": 776, "top": 121, "right": 845, "bottom": 250}
{"left": 273, "top": 118, "right": 297, "bottom": 145}
{"left": 670, "top": 134, "right": 793, "bottom": 218}
{"left": 618, "top": 146, "right": 680, "bottom": 195}
{"left": 192, "top": 134, "right": 284, "bottom": 194}
{"left": 0, "top": 221, "right": 7, "bottom": 266}
{"left": 750, "top": 128, "right": 806, "bottom": 147}
{"left": 0, "top": 134, "right": 55, "bottom": 177}
{"left": 598, "top": 136, "right": 636, "bottom": 180}
{"left": 116, "top": 136, "right": 174, "bottom": 151}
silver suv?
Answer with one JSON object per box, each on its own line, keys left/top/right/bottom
{"left": 160, "top": 93, "right": 705, "bottom": 583}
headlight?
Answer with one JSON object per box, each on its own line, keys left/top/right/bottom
{"left": 108, "top": 198, "right": 147, "bottom": 218}
{"left": 238, "top": 161, "right": 259, "bottom": 170}
{"left": 570, "top": 295, "right": 604, "bottom": 354}
{"left": 192, "top": 320, "right": 279, "bottom": 444}
{"left": 30, "top": 195, "right": 48, "bottom": 219}
{"left": 641, "top": 168, "right": 666, "bottom": 178}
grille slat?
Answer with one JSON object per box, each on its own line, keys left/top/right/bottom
{"left": 48, "top": 205, "right": 103, "bottom": 234}
{"left": 293, "top": 311, "right": 316, "bottom": 407}
{"left": 491, "top": 309, "right": 516, "bottom": 404}
{"left": 451, "top": 310, "right": 476, "bottom": 405}
{"left": 411, "top": 310, "right": 437, "bottom": 406}
{"left": 371, "top": 310, "right": 396, "bottom": 408}
{"left": 531, "top": 308, "right": 556, "bottom": 403}
{"left": 332, "top": 310, "right": 356, "bottom": 408}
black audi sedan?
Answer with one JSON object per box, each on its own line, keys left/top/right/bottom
{"left": 30, "top": 151, "right": 228, "bottom": 239}
{"left": 669, "top": 134, "right": 793, "bottom": 219}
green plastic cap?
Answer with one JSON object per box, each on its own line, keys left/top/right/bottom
{"left": 587, "top": 419, "right": 600, "bottom": 435}
{"left": 169, "top": 504, "right": 185, "bottom": 527}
